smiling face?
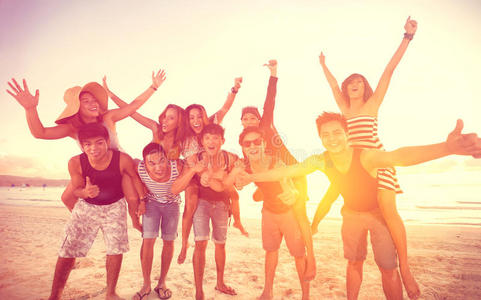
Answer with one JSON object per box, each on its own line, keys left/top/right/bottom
{"left": 318, "top": 120, "right": 348, "bottom": 154}
{"left": 241, "top": 131, "right": 265, "bottom": 162}
{"left": 145, "top": 150, "right": 169, "bottom": 181}
{"left": 189, "top": 108, "right": 205, "bottom": 134}
{"left": 201, "top": 133, "right": 224, "bottom": 156}
{"left": 241, "top": 113, "right": 260, "bottom": 129}
{"left": 80, "top": 136, "right": 109, "bottom": 161}
{"left": 78, "top": 92, "right": 100, "bottom": 119}
{"left": 161, "top": 107, "right": 179, "bottom": 133}
{"left": 346, "top": 76, "right": 365, "bottom": 100}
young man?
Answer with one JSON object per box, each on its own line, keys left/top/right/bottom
{"left": 239, "top": 112, "right": 481, "bottom": 300}
{"left": 172, "top": 123, "right": 238, "bottom": 300}
{"left": 48, "top": 123, "right": 142, "bottom": 300}
{"left": 228, "top": 126, "right": 310, "bottom": 300}
{"left": 240, "top": 59, "right": 315, "bottom": 281}
{"left": 133, "top": 142, "right": 183, "bottom": 300}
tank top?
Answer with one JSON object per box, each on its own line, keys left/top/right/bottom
{"left": 246, "top": 157, "right": 291, "bottom": 214}
{"left": 323, "top": 149, "right": 378, "bottom": 212}
{"left": 137, "top": 160, "right": 181, "bottom": 204}
{"left": 195, "top": 151, "right": 231, "bottom": 203}
{"left": 80, "top": 150, "right": 124, "bottom": 205}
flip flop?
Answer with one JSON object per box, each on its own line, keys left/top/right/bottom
{"left": 215, "top": 285, "right": 237, "bottom": 296}
{"left": 133, "top": 289, "right": 151, "bottom": 300}
{"left": 154, "top": 286, "right": 172, "bottom": 299}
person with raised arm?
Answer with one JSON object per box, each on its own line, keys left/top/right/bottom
{"left": 240, "top": 59, "right": 316, "bottom": 281}
{"left": 318, "top": 17, "right": 420, "bottom": 298}
{"left": 6, "top": 70, "right": 165, "bottom": 231}
{"left": 239, "top": 112, "right": 481, "bottom": 300}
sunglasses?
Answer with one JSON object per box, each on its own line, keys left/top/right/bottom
{"left": 242, "top": 138, "right": 262, "bottom": 147}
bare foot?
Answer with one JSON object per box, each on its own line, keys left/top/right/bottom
{"left": 177, "top": 243, "right": 189, "bottom": 264}
{"left": 257, "top": 290, "right": 273, "bottom": 300}
{"left": 400, "top": 264, "right": 420, "bottom": 299}
{"left": 233, "top": 221, "right": 249, "bottom": 237}
{"left": 304, "top": 255, "right": 316, "bottom": 281}
{"left": 105, "top": 292, "right": 125, "bottom": 300}
{"left": 215, "top": 283, "right": 237, "bottom": 295}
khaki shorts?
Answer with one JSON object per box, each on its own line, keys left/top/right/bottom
{"left": 341, "top": 207, "right": 397, "bottom": 270}
{"left": 59, "top": 199, "right": 129, "bottom": 258}
{"left": 261, "top": 208, "right": 305, "bottom": 257}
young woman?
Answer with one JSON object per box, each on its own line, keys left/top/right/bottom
{"left": 7, "top": 71, "right": 165, "bottom": 230}
{"left": 316, "top": 17, "right": 419, "bottom": 299}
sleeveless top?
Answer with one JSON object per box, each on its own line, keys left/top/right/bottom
{"left": 323, "top": 149, "right": 378, "bottom": 212}
{"left": 346, "top": 115, "right": 402, "bottom": 193}
{"left": 194, "top": 150, "right": 231, "bottom": 203}
{"left": 80, "top": 150, "right": 124, "bottom": 205}
{"left": 246, "top": 157, "right": 291, "bottom": 214}
{"left": 137, "top": 160, "right": 181, "bottom": 204}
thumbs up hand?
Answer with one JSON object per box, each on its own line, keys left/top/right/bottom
{"left": 83, "top": 176, "right": 100, "bottom": 198}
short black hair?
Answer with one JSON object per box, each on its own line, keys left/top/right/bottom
{"left": 200, "top": 123, "right": 225, "bottom": 140}
{"left": 78, "top": 123, "right": 109, "bottom": 143}
{"left": 142, "top": 142, "right": 166, "bottom": 160}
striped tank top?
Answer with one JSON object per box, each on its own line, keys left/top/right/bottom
{"left": 137, "top": 160, "right": 181, "bottom": 204}
{"left": 346, "top": 115, "right": 402, "bottom": 193}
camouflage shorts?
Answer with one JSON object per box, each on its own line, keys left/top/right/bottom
{"left": 59, "top": 199, "right": 129, "bottom": 258}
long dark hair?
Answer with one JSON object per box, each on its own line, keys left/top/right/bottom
{"left": 341, "top": 73, "right": 373, "bottom": 107}
{"left": 184, "top": 104, "right": 211, "bottom": 141}
{"left": 157, "top": 104, "right": 186, "bottom": 151}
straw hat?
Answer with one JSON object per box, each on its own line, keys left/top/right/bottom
{"left": 55, "top": 82, "right": 108, "bottom": 124}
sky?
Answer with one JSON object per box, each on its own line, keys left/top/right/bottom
{"left": 1, "top": 0, "right": 481, "bottom": 179}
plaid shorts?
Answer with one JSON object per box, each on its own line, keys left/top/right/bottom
{"left": 59, "top": 199, "right": 129, "bottom": 257}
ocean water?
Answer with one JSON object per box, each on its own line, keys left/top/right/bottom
{"left": 1, "top": 170, "right": 480, "bottom": 226}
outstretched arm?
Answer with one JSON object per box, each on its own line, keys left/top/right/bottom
{"left": 7, "top": 78, "right": 73, "bottom": 139}
{"left": 104, "top": 69, "right": 166, "bottom": 123}
{"left": 319, "top": 52, "right": 346, "bottom": 112}
{"left": 212, "top": 77, "right": 242, "bottom": 124}
{"left": 370, "top": 17, "right": 418, "bottom": 109}
{"left": 102, "top": 76, "right": 158, "bottom": 131}
{"left": 311, "top": 185, "right": 340, "bottom": 233}
{"left": 363, "top": 120, "right": 481, "bottom": 170}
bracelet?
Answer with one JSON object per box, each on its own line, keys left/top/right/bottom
{"left": 231, "top": 87, "right": 238, "bottom": 94}
{"left": 150, "top": 85, "right": 158, "bottom": 91}
{"left": 403, "top": 32, "right": 414, "bottom": 41}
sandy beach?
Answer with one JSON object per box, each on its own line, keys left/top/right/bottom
{"left": 0, "top": 204, "right": 480, "bottom": 300}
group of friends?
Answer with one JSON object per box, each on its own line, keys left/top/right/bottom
{"left": 7, "top": 17, "right": 481, "bottom": 300}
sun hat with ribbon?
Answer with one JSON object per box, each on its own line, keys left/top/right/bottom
{"left": 55, "top": 82, "right": 108, "bottom": 124}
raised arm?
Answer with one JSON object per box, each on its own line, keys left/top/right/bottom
{"left": 212, "top": 77, "right": 242, "bottom": 124}
{"left": 319, "top": 52, "right": 346, "bottom": 112}
{"left": 362, "top": 120, "right": 480, "bottom": 171}
{"left": 370, "top": 17, "right": 418, "bottom": 108}
{"left": 104, "top": 69, "right": 166, "bottom": 123}
{"left": 7, "top": 78, "right": 73, "bottom": 139}
{"left": 259, "top": 59, "right": 278, "bottom": 127}
{"left": 102, "top": 76, "right": 158, "bottom": 130}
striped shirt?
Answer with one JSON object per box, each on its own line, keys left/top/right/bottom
{"left": 346, "top": 115, "right": 402, "bottom": 193}
{"left": 138, "top": 160, "right": 181, "bottom": 204}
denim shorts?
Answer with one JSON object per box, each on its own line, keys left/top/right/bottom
{"left": 193, "top": 199, "right": 229, "bottom": 244}
{"left": 341, "top": 207, "right": 397, "bottom": 270}
{"left": 142, "top": 201, "right": 180, "bottom": 240}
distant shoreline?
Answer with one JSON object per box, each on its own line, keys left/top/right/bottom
{"left": 0, "top": 175, "right": 69, "bottom": 187}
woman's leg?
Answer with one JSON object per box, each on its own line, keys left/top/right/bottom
{"left": 61, "top": 181, "right": 78, "bottom": 212}
{"left": 292, "top": 197, "right": 316, "bottom": 281}
{"left": 121, "top": 175, "right": 141, "bottom": 232}
{"left": 378, "top": 189, "right": 420, "bottom": 299}
{"left": 228, "top": 188, "right": 248, "bottom": 236}
{"left": 177, "top": 182, "right": 199, "bottom": 264}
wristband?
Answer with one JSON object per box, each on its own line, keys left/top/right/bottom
{"left": 403, "top": 32, "right": 414, "bottom": 41}
{"left": 150, "top": 85, "right": 158, "bottom": 91}
{"left": 231, "top": 87, "right": 238, "bottom": 94}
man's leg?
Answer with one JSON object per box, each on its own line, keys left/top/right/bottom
{"left": 155, "top": 240, "right": 174, "bottom": 298}
{"left": 346, "top": 260, "right": 364, "bottom": 300}
{"left": 48, "top": 257, "right": 75, "bottom": 300}
{"left": 106, "top": 254, "right": 123, "bottom": 300}
{"left": 258, "top": 250, "right": 278, "bottom": 300}
{"left": 134, "top": 239, "right": 156, "bottom": 299}
{"left": 193, "top": 240, "right": 208, "bottom": 300}
{"left": 378, "top": 189, "right": 420, "bottom": 299}
{"left": 379, "top": 266, "right": 403, "bottom": 300}
{"left": 294, "top": 256, "right": 310, "bottom": 300}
